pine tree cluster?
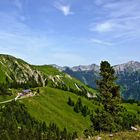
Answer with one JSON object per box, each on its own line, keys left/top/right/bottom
{"left": 67, "top": 97, "right": 90, "bottom": 117}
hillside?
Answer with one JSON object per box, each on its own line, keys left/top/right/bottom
{"left": 1, "top": 53, "right": 139, "bottom": 100}
{"left": 0, "top": 54, "right": 96, "bottom": 97}
{"left": 34, "top": 65, "right": 96, "bottom": 97}
{"left": 1, "top": 86, "right": 140, "bottom": 139}
{"left": 19, "top": 87, "right": 99, "bottom": 135}
{"left": 1, "top": 53, "right": 139, "bottom": 101}
{"left": 0, "top": 54, "right": 47, "bottom": 87}
{"left": 54, "top": 61, "right": 140, "bottom": 101}
{"left": 0, "top": 54, "right": 98, "bottom": 137}
{"left": 0, "top": 55, "right": 140, "bottom": 139}
{"left": 18, "top": 87, "right": 140, "bottom": 137}
{"left": 83, "top": 131, "right": 140, "bottom": 140}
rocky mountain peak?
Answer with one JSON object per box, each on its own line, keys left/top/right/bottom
{"left": 113, "top": 61, "right": 140, "bottom": 72}
{"left": 71, "top": 64, "right": 100, "bottom": 72}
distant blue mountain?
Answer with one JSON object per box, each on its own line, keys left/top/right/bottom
{"left": 53, "top": 61, "right": 140, "bottom": 101}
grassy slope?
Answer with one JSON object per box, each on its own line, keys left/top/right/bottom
{"left": 18, "top": 87, "right": 140, "bottom": 137}
{"left": 123, "top": 103, "right": 140, "bottom": 117}
{"left": 0, "top": 89, "right": 18, "bottom": 102}
{"left": 35, "top": 65, "right": 62, "bottom": 75}
{"left": 0, "top": 95, "right": 14, "bottom": 102}
{"left": 0, "top": 54, "right": 46, "bottom": 86}
{"left": 35, "top": 65, "right": 96, "bottom": 94}
{"left": 0, "top": 63, "right": 7, "bottom": 83}
{"left": 0, "top": 86, "right": 140, "bottom": 137}
{"left": 20, "top": 87, "right": 99, "bottom": 135}
{"left": 84, "top": 131, "right": 140, "bottom": 140}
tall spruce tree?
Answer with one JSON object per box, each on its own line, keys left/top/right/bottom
{"left": 86, "top": 61, "right": 140, "bottom": 135}
{"left": 89, "top": 61, "right": 122, "bottom": 133}
{"left": 97, "top": 61, "right": 121, "bottom": 115}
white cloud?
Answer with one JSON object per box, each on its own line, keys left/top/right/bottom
{"left": 91, "top": 38, "right": 112, "bottom": 46}
{"left": 54, "top": 2, "right": 73, "bottom": 16}
{"left": 90, "top": 21, "right": 114, "bottom": 32}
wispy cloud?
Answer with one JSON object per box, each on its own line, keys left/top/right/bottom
{"left": 90, "top": 21, "right": 114, "bottom": 32}
{"left": 0, "top": 9, "right": 82, "bottom": 66}
{"left": 103, "top": 1, "right": 140, "bottom": 18}
{"left": 54, "top": 2, "right": 73, "bottom": 16}
{"left": 91, "top": 38, "right": 112, "bottom": 46}
{"left": 13, "top": 0, "right": 22, "bottom": 10}
{"left": 94, "top": 0, "right": 104, "bottom": 5}
{"left": 0, "top": 11, "right": 28, "bottom": 34}
{"left": 90, "top": 0, "right": 140, "bottom": 41}
{"left": 0, "top": 10, "right": 52, "bottom": 64}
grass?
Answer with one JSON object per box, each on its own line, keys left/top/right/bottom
{"left": 34, "top": 65, "right": 97, "bottom": 95}
{"left": 0, "top": 87, "right": 140, "bottom": 137}
{"left": 0, "top": 89, "right": 17, "bottom": 102}
{"left": 20, "top": 87, "right": 99, "bottom": 136}
{"left": 0, "top": 63, "right": 6, "bottom": 83}
{"left": 123, "top": 103, "right": 140, "bottom": 117}
{"left": 34, "top": 65, "right": 62, "bottom": 76}
{"left": 0, "top": 95, "right": 14, "bottom": 102}
{"left": 83, "top": 131, "right": 140, "bottom": 140}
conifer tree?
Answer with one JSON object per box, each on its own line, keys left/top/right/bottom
{"left": 67, "top": 97, "right": 74, "bottom": 106}
{"left": 89, "top": 61, "right": 122, "bottom": 133}
{"left": 74, "top": 98, "right": 82, "bottom": 113}
{"left": 97, "top": 61, "right": 121, "bottom": 115}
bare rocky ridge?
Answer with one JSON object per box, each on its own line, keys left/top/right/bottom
{"left": 114, "top": 61, "right": 140, "bottom": 73}
{"left": 53, "top": 61, "right": 140, "bottom": 73}
{"left": 0, "top": 54, "right": 47, "bottom": 86}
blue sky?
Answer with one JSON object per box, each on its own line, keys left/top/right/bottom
{"left": 0, "top": 0, "right": 140, "bottom": 66}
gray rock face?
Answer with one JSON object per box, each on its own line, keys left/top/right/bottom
{"left": 113, "top": 61, "right": 140, "bottom": 73}
{"left": 51, "top": 64, "right": 69, "bottom": 72}
{"left": 71, "top": 64, "right": 100, "bottom": 72}
{"left": 0, "top": 54, "right": 47, "bottom": 86}
{"left": 53, "top": 61, "right": 140, "bottom": 73}
{"left": 51, "top": 64, "right": 100, "bottom": 72}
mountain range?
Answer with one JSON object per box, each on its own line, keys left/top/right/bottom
{"left": 0, "top": 54, "right": 140, "bottom": 138}
{"left": 52, "top": 61, "right": 140, "bottom": 101}
{"left": 0, "top": 54, "right": 140, "bottom": 101}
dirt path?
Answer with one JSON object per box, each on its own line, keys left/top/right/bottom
{"left": 0, "top": 92, "right": 36, "bottom": 104}
{"left": 0, "top": 99, "right": 14, "bottom": 104}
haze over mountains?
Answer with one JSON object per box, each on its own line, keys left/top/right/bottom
{"left": 52, "top": 61, "right": 140, "bottom": 101}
